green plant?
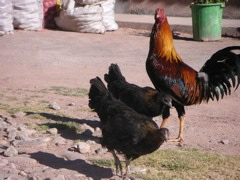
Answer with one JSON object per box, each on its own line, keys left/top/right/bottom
{"left": 193, "top": 0, "right": 228, "bottom": 3}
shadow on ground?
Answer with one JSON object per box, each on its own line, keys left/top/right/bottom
{"left": 29, "top": 151, "right": 113, "bottom": 180}
{"left": 26, "top": 112, "right": 101, "bottom": 143}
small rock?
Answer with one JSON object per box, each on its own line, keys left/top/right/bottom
{"left": 68, "top": 147, "right": 77, "bottom": 152}
{"left": 44, "top": 175, "right": 65, "bottom": 180}
{"left": 81, "top": 124, "right": 95, "bottom": 133}
{"left": 0, "top": 115, "right": 7, "bottom": 121}
{"left": 8, "top": 129, "right": 17, "bottom": 141}
{"left": 0, "top": 159, "right": 9, "bottom": 166}
{"left": 129, "top": 166, "right": 149, "bottom": 174}
{"left": 42, "top": 167, "right": 54, "bottom": 173}
{"left": 4, "top": 146, "right": 18, "bottom": 157}
{"left": 62, "top": 151, "right": 86, "bottom": 161}
{"left": 19, "top": 171, "right": 27, "bottom": 177}
{"left": 16, "top": 138, "right": 50, "bottom": 147}
{"left": 17, "top": 125, "right": 26, "bottom": 131}
{"left": 11, "top": 140, "right": 21, "bottom": 146}
{"left": 86, "top": 140, "right": 96, "bottom": 145}
{"left": 12, "top": 111, "right": 26, "bottom": 118}
{"left": 47, "top": 128, "right": 58, "bottom": 135}
{"left": 220, "top": 139, "right": 229, "bottom": 145}
{"left": 24, "top": 129, "right": 37, "bottom": 136}
{"left": 49, "top": 102, "right": 61, "bottom": 110}
{"left": 95, "top": 147, "right": 108, "bottom": 155}
{"left": 76, "top": 142, "right": 91, "bottom": 154}
{"left": 68, "top": 102, "right": 75, "bottom": 106}
{"left": 6, "top": 127, "right": 17, "bottom": 133}
{"left": 53, "top": 136, "right": 66, "bottom": 146}
{"left": 9, "top": 162, "right": 17, "bottom": 169}
{"left": 65, "top": 174, "right": 90, "bottom": 180}
{"left": 55, "top": 175, "right": 65, "bottom": 180}
{"left": 93, "top": 127, "right": 102, "bottom": 137}
{"left": 15, "top": 131, "right": 29, "bottom": 141}
{"left": 0, "top": 140, "right": 8, "bottom": 145}
{"left": 5, "top": 175, "right": 20, "bottom": 180}
{"left": 40, "top": 137, "right": 52, "bottom": 142}
{"left": 7, "top": 157, "right": 37, "bottom": 165}
{"left": 28, "top": 177, "right": 38, "bottom": 180}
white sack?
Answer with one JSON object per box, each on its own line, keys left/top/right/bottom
{"left": 13, "top": 0, "right": 43, "bottom": 31}
{"left": 55, "top": 0, "right": 105, "bottom": 34}
{"left": 101, "top": 0, "right": 118, "bottom": 31}
{"left": 0, "top": 0, "right": 14, "bottom": 35}
{"left": 75, "top": 0, "right": 102, "bottom": 5}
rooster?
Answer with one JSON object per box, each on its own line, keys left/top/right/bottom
{"left": 146, "top": 8, "right": 240, "bottom": 143}
{"left": 104, "top": 63, "right": 172, "bottom": 117}
{"left": 89, "top": 77, "right": 169, "bottom": 179}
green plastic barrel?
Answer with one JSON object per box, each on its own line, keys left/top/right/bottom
{"left": 190, "top": 3, "right": 225, "bottom": 41}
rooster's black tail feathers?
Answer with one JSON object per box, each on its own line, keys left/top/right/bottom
{"left": 200, "top": 46, "right": 240, "bottom": 102}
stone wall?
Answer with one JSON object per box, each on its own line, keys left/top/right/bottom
{"left": 115, "top": 0, "right": 240, "bottom": 19}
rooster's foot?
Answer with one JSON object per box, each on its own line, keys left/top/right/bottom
{"left": 169, "top": 137, "right": 183, "bottom": 143}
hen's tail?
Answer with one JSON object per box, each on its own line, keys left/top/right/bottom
{"left": 200, "top": 46, "right": 240, "bottom": 102}
{"left": 88, "top": 77, "right": 110, "bottom": 110}
{"left": 104, "top": 63, "right": 126, "bottom": 83}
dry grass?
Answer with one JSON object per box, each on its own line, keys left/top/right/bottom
{"left": 90, "top": 148, "right": 240, "bottom": 180}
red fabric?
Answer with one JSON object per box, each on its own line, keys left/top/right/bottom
{"left": 43, "top": 0, "right": 58, "bottom": 29}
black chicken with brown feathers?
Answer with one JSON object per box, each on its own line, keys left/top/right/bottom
{"left": 104, "top": 63, "right": 172, "bottom": 117}
{"left": 88, "top": 77, "right": 169, "bottom": 179}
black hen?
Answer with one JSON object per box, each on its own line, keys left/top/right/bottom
{"left": 88, "top": 77, "right": 169, "bottom": 178}
{"left": 104, "top": 63, "right": 172, "bottom": 117}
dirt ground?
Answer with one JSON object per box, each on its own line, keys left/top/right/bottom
{"left": 0, "top": 28, "right": 240, "bottom": 179}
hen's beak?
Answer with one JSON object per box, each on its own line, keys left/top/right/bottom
{"left": 164, "top": 137, "right": 168, "bottom": 142}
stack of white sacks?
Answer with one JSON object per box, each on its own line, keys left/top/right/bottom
{"left": 0, "top": 0, "right": 118, "bottom": 35}
{"left": 0, "top": 0, "right": 43, "bottom": 35}
{"left": 55, "top": 0, "right": 118, "bottom": 34}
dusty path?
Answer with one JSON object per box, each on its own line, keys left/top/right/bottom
{"left": 0, "top": 29, "right": 240, "bottom": 179}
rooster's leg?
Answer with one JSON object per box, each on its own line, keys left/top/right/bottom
{"left": 169, "top": 115, "right": 185, "bottom": 142}
{"left": 110, "top": 150, "right": 123, "bottom": 177}
{"left": 169, "top": 102, "right": 185, "bottom": 143}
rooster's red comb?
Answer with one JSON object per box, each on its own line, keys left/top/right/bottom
{"left": 155, "top": 8, "right": 166, "bottom": 22}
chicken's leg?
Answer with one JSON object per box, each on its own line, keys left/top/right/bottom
{"left": 125, "top": 158, "right": 130, "bottom": 180}
{"left": 160, "top": 106, "right": 170, "bottom": 128}
{"left": 169, "top": 102, "right": 185, "bottom": 143}
{"left": 162, "top": 101, "right": 185, "bottom": 143}
{"left": 110, "top": 150, "right": 123, "bottom": 177}
{"left": 160, "top": 118, "right": 168, "bottom": 128}
{"left": 124, "top": 158, "right": 135, "bottom": 180}
{"left": 169, "top": 115, "right": 184, "bottom": 143}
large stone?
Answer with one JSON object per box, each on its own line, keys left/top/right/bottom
{"left": 15, "top": 131, "right": 29, "bottom": 141}
{"left": 47, "top": 128, "right": 58, "bottom": 135}
{"left": 4, "top": 146, "right": 18, "bottom": 157}
{"left": 8, "top": 129, "right": 17, "bottom": 141}
{"left": 62, "top": 151, "right": 86, "bottom": 161}
{"left": 76, "top": 142, "right": 91, "bottom": 154}
{"left": 81, "top": 124, "right": 95, "bottom": 134}
{"left": 49, "top": 102, "right": 61, "bottom": 110}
